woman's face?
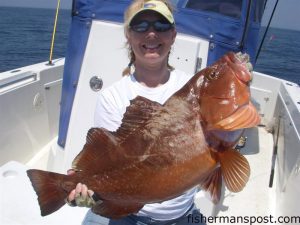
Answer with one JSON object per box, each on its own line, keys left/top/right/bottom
{"left": 126, "top": 11, "right": 176, "bottom": 67}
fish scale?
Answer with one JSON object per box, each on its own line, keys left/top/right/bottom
{"left": 27, "top": 52, "right": 260, "bottom": 219}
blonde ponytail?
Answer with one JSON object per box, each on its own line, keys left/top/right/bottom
{"left": 122, "top": 47, "right": 136, "bottom": 76}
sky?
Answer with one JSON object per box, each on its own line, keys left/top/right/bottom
{"left": 261, "top": 0, "right": 300, "bottom": 31}
{"left": 0, "top": 0, "right": 299, "bottom": 30}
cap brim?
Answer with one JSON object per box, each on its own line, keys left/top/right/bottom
{"left": 129, "top": 9, "right": 174, "bottom": 25}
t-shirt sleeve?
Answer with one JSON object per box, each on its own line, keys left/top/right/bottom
{"left": 93, "top": 91, "right": 123, "bottom": 132}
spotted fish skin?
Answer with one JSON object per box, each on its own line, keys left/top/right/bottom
{"left": 27, "top": 52, "right": 260, "bottom": 219}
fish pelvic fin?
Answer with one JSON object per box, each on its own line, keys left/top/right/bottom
{"left": 91, "top": 200, "right": 143, "bottom": 219}
{"left": 199, "top": 167, "right": 222, "bottom": 204}
{"left": 218, "top": 149, "right": 250, "bottom": 193}
{"left": 27, "top": 169, "right": 69, "bottom": 216}
{"left": 199, "top": 149, "right": 250, "bottom": 204}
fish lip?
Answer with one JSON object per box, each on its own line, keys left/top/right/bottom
{"left": 236, "top": 52, "right": 253, "bottom": 73}
{"left": 233, "top": 52, "right": 253, "bottom": 72}
{"left": 229, "top": 52, "right": 253, "bottom": 83}
{"left": 235, "top": 52, "right": 250, "bottom": 64}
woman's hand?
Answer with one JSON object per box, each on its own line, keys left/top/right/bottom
{"left": 65, "top": 169, "right": 100, "bottom": 208}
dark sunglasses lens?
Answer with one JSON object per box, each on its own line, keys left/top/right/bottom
{"left": 153, "top": 21, "right": 173, "bottom": 32}
{"left": 131, "top": 21, "right": 149, "bottom": 32}
{"left": 130, "top": 21, "right": 173, "bottom": 33}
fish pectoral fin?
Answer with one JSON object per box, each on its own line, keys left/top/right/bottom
{"left": 218, "top": 149, "right": 250, "bottom": 192}
{"left": 72, "top": 128, "right": 120, "bottom": 173}
{"left": 114, "top": 96, "right": 163, "bottom": 141}
{"left": 91, "top": 200, "right": 143, "bottom": 219}
{"left": 214, "top": 102, "right": 261, "bottom": 130}
{"left": 199, "top": 167, "right": 222, "bottom": 204}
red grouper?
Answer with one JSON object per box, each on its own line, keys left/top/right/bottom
{"left": 27, "top": 52, "right": 260, "bottom": 219}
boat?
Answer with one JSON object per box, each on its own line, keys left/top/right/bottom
{"left": 1, "top": 0, "right": 299, "bottom": 224}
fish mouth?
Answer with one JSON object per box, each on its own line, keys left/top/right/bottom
{"left": 228, "top": 52, "right": 253, "bottom": 83}
{"left": 235, "top": 52, "right": 253, "bottom": 72}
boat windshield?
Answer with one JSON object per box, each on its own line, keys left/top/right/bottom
{"left": 184, "top": 0, "right": 243, "bottom": 19}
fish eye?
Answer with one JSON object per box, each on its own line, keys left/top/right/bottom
{"left": 207, "top": 71, "right": 219, "bottom": 80}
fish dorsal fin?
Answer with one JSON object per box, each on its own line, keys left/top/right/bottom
{"left": 114, "top": 96, "right": 163, "bottom": 142}
{"left": 218, "top": 149, "right": 250, "bottom": 192}
{"left": 72, "top": 128, "right": 120, "bottom": 174}
{"left": 72, "top": 96, "right": 162, "bottom": 173}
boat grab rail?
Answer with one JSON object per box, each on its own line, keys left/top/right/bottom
{"left": 0, "top": 72, "right": 38, "bottom": 94}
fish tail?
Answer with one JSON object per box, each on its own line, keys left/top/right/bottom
{"left": 27, "top": 169, "right": 70, "bottom": 216}
{"left": 217, "top": 149, "right": 250, "bottom": 193}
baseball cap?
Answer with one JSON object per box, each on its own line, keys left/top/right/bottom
{"left": 128, "top": 0, "right": 175, "bottom": 25}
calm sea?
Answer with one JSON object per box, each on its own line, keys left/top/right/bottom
{"left": 0, "top": 7, "right": 70, "bottom": 71}
{"left": 0, "top": 7, "right": 299, "bottom": 84}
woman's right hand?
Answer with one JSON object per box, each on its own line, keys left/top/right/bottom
{"left": 66, "top": 170, "right": 99, "bottom": 208}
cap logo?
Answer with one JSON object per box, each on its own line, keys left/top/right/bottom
{"left": 143, "top": 3, "right": 156, "bottom": 9}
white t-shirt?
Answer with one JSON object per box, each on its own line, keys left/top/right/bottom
{"left": 94, "top": 69, "right": 198, "bottom": 220}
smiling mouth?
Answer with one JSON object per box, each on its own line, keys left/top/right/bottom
{"left": 143, "top": 44, "right": 161, "bottom": 51}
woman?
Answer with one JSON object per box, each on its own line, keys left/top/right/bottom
{"left": 67, "top": 1, "right": 206, "bottom": 224}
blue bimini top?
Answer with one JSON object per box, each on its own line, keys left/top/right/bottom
{"left": 57, "top": 0, "right": 266, "bottom": 147}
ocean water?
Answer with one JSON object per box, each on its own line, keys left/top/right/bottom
{"left": 255, "top": 27, "right": 300, "bottom": 84}
{"left": 0, "top": 7, "right": 71, "bottom": 71}
{"left": 0, "top": 7, "right": 299, "bottom": 84}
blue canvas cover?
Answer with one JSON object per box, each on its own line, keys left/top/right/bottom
{"left": 58, "top": 0, "right": 264, "bottom": 147}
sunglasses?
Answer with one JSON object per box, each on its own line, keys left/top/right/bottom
{"left": 129, "top": 20, "right": 174, "bottom": 33}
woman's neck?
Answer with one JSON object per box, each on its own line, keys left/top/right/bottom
{"left": 133, "top": 63, "right": 170, "bottom": 88}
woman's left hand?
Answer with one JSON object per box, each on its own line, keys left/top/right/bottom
{"left": 65, "top": 170, "right": 100, "bottom": 208}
